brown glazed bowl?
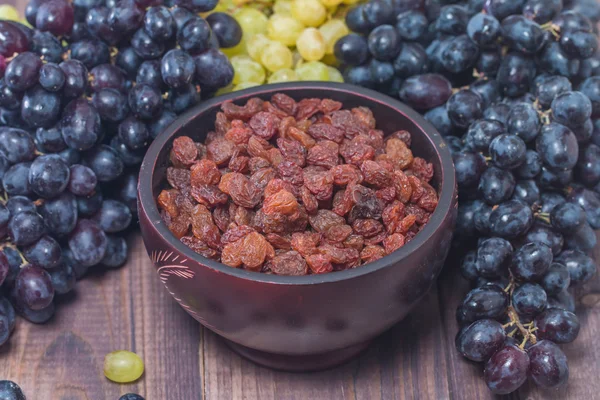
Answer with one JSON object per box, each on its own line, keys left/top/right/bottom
{"left": 137, "top": 82, "right": 457, "bottom": 371}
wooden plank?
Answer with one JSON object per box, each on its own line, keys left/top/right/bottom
{"left": 0, "top": 237, "right": 203, "bottom": 400}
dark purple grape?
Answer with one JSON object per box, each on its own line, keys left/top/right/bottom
{"left": 167, "top": 82, "right": 199, "bottom": 114}
{"left": 510, "top": 242, "right": 553, "bottom": 282}
{"left": 541, "top": 263, "right": 570, "bottom": 296}
{"left": 368, "top": 59, "right": 394, "bottom": 87}
{"left": 512, "top": 179, "right": 540, "bottom": 206}
{"left": 61, "top": 98, "right": 101, "bottom": 151}
{"left": 478, "top": 167, "right": 515, "bottom": 205}
{"left": 39, "top": 63, "right": 65, "bottom": 92}
{"left": 192, "top": 49, "right": 234, "bottom": 90}
{"left": 0, "top": 127, "right": 36, "bottom": 164}
{"left": 2, "top": 163, "right": 32, "bottom": 196}
{"left": 367, "top": 25, "right": 401, "bottom": 61}
{"left": 171, "top": 6, "right": 194, "bottom": 32}
{"left": 173, "top": 0, "right": 218, "bottom": 12}
{"left": 61, "top": 246, "right": 86, "bottom": 280}
{"left": 496, "top": 52, "right": 536, "bottom": 98}
{"left": 206, "top": 12, "right": 242, "bottom": 49}
{"left": 6, "top": 196, "right": 35, "bottom": 216}
{"left": 92, "top": 88, "right": 130, "bottom": 123}
{"left": 501, "top": 15, "right": 545, "bottom": 54}
{"left": 177, "top": 17, "right": 212, "bottom": 55}
{"left": 579, "top": 77, "right": 600, "bottom": 119}
{"left": 0, "top": 380, "right": 25, "bottom": 400}
{"left": 460, "top": 250, "right": 479, "bottom": 281}
{"left": 118, "top": 116, "right": 150, "bottom": 150}
{"left": 424, "top": 106, "right": 454, "bottom": 137}
{"left": 476, "top": 237, "right": 512, "bottom": 279}
{"left": 144, "top": 6, "right": 176, "bottom": 42}
{"left": 115, "top": 47, "right": 143, "bottom": 79}
{"left": 506, "top": 102, "right": 539, "bottom": 143}
{"left": 456, "top": 199, "right": 485, "bottom": 237}
{"left": 550, "top": 202, "right": 584, "bottom": 232}
{"left": 564, "top": 220, "right": 597, "bottom": 252}
{"left": 466, "top": 12, "right": 500, "bottom": 48}
{"left": 36, "top": 0, "right": 74, "bottom": 36}
{"left": 453, "top": 152, "right": 487, "bottom": 188}
{"left": 131, "top": 28, "right": 165, "bottom": 59}
{"left": 57, "top": 148, "right": 81, "bottom": 166}
{"left": 435, "top": 5, "right": 468, "bottom": 35}
{"left": 393, "top": 10, "right": 427, "bottom": 41}
{"left": 560, "top": 29, "right": 598, "bottom": 59}
{"left": 0, "top": 251, "right": 9, "bottom": 287}
{"left": 555, "top": 249, "right": 597, "bottom": 286}
{"left": 489, "top": 200, "right": 533, "bottom": 239}
{"left": 0, "top": 78, "right": 23, "bottom": 111}
{"left": 136, "top": 60, "right": 164, "bottom": 90}
{"left": 31, "top": 31, "right": 64, "bottom": 64}
{"left": 23, "top": 235, "right": 63, "bottom": 270}
{"left": 512, "top": 282, "right": 547, "bottom": 316}
{"left": 89, "top": 64, "right": 125, "bottom": 93}
{"left": 473, "top": 203, "right": 493, "bottom": 235}
{"left": 83, "top": 144, "right": 124, "bottom": 182}
{"left": 77, "top": 189, "right": 103, "bottom": 217}
{"left": 440, "top": 34, "right": 479, "bottom": 74}
{"left": 128, "top": 83, "right": 163, "bottom": 119}
{"left": 536, "top": 122, "right": 579, "bottom": 171}
{"left": 91, "top": 200, "right": 132, "bottom": 233}
{"left": 69, "top": 39, "right": 110, "bottom": 69}
{"left": 345, "top": 6, "right": 370, "bottom": 34}
{"left": 161, "top": 49, "right": 194, "bottom": 89}
{"left": 102, "top": 235, "right": 128, "bottom": 268}
{"left": 456, "top": 319, "right": 506, "bottom": 362}
{"left": 524, "top": 223, "right": 564, "bottom": 256}
{"left": 20, "top": 85, "right": 61, "bottom": 129}
{"left": 483, "top": 102, "right": 510, "bottom": 126}
{"left": 8, "top": 211, "right": 45, "bottom": 246}
{"left": 484, "top": 344, "right": 529, "bottom": 395}
{"left": 567, "top": 186, "right": 600, "bottom": 229}
{"left": 523, "top": 0, "right": 562, "bottom": 24}
{"left": 483, "top": 0, "right": 525, "bottom": 20}
{"left": 461, "top": 284, "right": 509, "bottom": 323}
{"left": 85, "top": 6, "right": 121, "bottom": 45}
{"left": 0, "top": 21, "right": 30, "bottom": 57}
{"left": 576, "top": 144, "right": 600, "bottom": 188}
{"left": 334, "top": 34, "right": 369, "bottom": 67}
{"left": 552, "top": 91, "right": 592, "bottom": 128}
{"left": 535, "top": 308, "right": 580, "bottom": 344}
{"left": 489, "top": 134, "right": 526, "bottom": 170}
{"left": 548, "top": 290, "right": 576, "bottom": 313}
{"left": 15, "top": 266, "right": 54, "bottom": 310}
{"left": 5, "top": 52, "right": 42, "bottom": 93}
{"left": 528, "top": 340, "right": 569, "bottom": 389}
{"left": 343, "top": 65, "right": 374, "bottom": 89}
{"left": 59, "top": 59, "right": 88, "bottom": 99}
{"left": 68, "top": 219, "right": 108, "bottom": 267}
{"left": 110, "top": 136, "right": 146, "bottom": 166}
{"left": 399, "top": 73, "right": 452, "bottom": 111}
{"left": 68, "top": 164, "right": 97, "bottom": 196}
{"left": 570, "top": 118, "right": 593, "bottom": 144}
{"left": 29, "top": 154, "right": 70, "bottom": 199}
{"left": 118, "top": 394, "right": 144, "bottom": 400}
{"left": 47, "top": 262, "right": 76, "bottom": 294}
{"left": 38, "top": 192, "right": 78, "bottom": 237}
{"left": 14, "top": 298, "right": 55, "bottom": 324}
{"left": 515, "top": 150, "right": 541, "bottom": 180}
{"left": 534, "top": 75, "right": 572, "bottom": 110}
{"left": 116, "top": 171, "right": 138, "bottom": 214}
{"left": 107, "top": 0, "right": 145, "bottom": 37}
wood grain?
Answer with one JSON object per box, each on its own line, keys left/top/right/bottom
{"left": 2, "top": 0, "right": 600, "bottom": 398}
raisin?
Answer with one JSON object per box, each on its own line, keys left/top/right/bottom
{"left": 229, "top": 155, "right": 250, "bottom": 173}
{"left": 324, "top": 224, "right": 353, "bottom": 242}
{"left": 263, "top": 190, "right": 299, "bottom": 215}
{"left": 291, "top": 232, "right": 321, "bottom": 257}
{"left": 352, "top": 219, "right": 384, "bottom": 238}
{"left": 221, "top": 224, "right": 255, "bottom": 245}
{"left": 219, "top": 172, "right": 262, "bottom": 208}
{"left": 366, "top": 129, "right": 385, "bottom": 151}
{"left": 249, "top": 167, "right": 277, "bottom": 192}
{"left": 288, "top": 126, "right": 316, "bottom": 148}
{"left": 213, "top": 205, "right": 230, "bottom": 232}
{"left": 331, "top": 164, "right": 363, "bottom": 186}
{"left": 306, "top": 141, "right": 339, "bottom": 169}
{"left": 277, "top": 161, "right": 304, "bottom": 186}
{"left": 215, "top": 112, "right": 231, "bottom": 135}
{"left": 386, "top": 138, "right": 413, "bottom": 170}
{"left": 332, "top": 189, "right": 353, "bottom": 216}
{"left": 221, "top": 240, "right": 243, "bottom": 267}
{"left": 351, "top": 107, "right": 376, "bottom": 129}
{"left": 364, "top": 231, "right": 386, "bottom": 245}
{"left": 343, "top": 234, "right": 364, "bottom": 251}
{"left": 319, "top": 99, "right": 342, "bottom": 114}
{"left": 361, "top": 160, "right": 391, "bottom": 188}
{"left": 248, "top": 157, "right": 271, "bottom": 173}
{"left": 272, "top": 93, "right": 297, "bottom": 116}
{"left": 249, "top": 111, "right": 280, "bottom": 140}
{"left": 158, "top": 189, "right": 179, "bottom": 218}
{"left": 347, "top": 184, "right": 384, "bottom": 220}
{"left": 247, "top": 135, "right": 272, "bottom": 159}
{"left": 166, "top": 167, "right": 191, "bottom": 190}
{"left": 405, "top": 204, "right": 430, "bottom": 225}
{"left": 181, "top": 236, "right": 219, "bottom": 259}
{"left": 383, "top": 233, "right": 405, "bottom": 254}
{"left": 397, "top": 214, "right": 417, "bottom": 234}
{"left": 307, "top": 123, "right": 345, "bottom": 143}
{"left": 167, "top": 213, "right": 191, "bottom": 239}
{"left": 296, "top": 98, "right": 322, "bottom": 120}
{"left": 266, "top": 250, "right": 307, "bottom": 276}
{"left": 417, "top": 182, "right": 438, "bottom": 212}
{"left": 382, "top": 200, "right": 406, "bottom": 234}
{"left": 305, "top": 253, "right": 333, "bottom": 274}
{"left": 191, "top": 204, "right": 221, "bottom": 249}
{"left": 279, "top": 116, "right": 296, "bottom": 138}
{"left": 262, "top": 101, "right": 289, "bottom": 119}
{"left": 240, "top": 232, "right": 275, "bottom": 271}
{"left": 221, "top": 98, "right": 263, "bottom": 120}
{"left": 392, "top": 170, "right": 412, "bottom": 203}
{"left": 277, "top": 137, "right": 306, "bottom": 167}
{"left": 300, "top": 185, "right": 319, "bottom": 215}
{"left": 308, "top": 209, "right": 346, "bottom": 232}
{"left": 388, "top": 130, "right": 411, "bottom": 147}
{"left": 411, "top": 157, "right": 434, "bottom": 182}
{"left": 225, "top": 120, "right": 253, "bottom": 144}
{"left": 265, "top": 233, "right": 292, "bottom": 250}
{"left": 318, "top": 244, "right": 359, "bottom": 265}
{"left": 360, "top": 245, "right": 386, "bottom": 263}
{"left": 264, "top": 178, "right": 296, "bottom": 199}
{"left": 376, "top": 186, "right": 396, "bottom": 204}
{"left": 172, "top": 136, "right": 198, "bottom": 166}
{"left": 206, "top": 137, "right": 235, "bottom": 166}
{"left": 230, "top": 203, "right": 254, "bottom": 226}
{"left": 268, "top": 148, "right": 284, "bottom": 167}
{"left": 409, "top": 175, "right": 425, "bottom": 203}
{"left": 190, "top": 184, "right": 228, "bottom": 207}
{"left": 303, "top": 167, "right": 334, "bottom": 201}
{"left": 339, "top": 136, "right": 375, "bottom": 166}
{"left": 190, "top": 159, "right": 221, "bottom": 187}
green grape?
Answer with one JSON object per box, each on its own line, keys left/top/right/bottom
{"left": 231, "top": 55, "right": 266, "bottom": 84}
{"left": 321, "top": 53, "right": 339, "bottom": 66}
{"left": 320, "top": 0, "right": 343, "bottom": 7}
{"left": 261, "top": 41, "right": 293, "bottom": 72}
{"left": 233, "top": 82, "right": 261, "bottom": 91}
{"left": 327, "top": 66, "right": 344, "bottom": 82}
{"left": 342, "top": 0, "right": 360, "bottom": 4}
{"left": 0, "top": 5, "right": 20, "bottom": 21}
{"left": 295, "top": 61, "right": 330, "bottom": 81}
{"left": 221, "top": 37, "right": 248, "bottom": 58}
{"left": 246, "top": 34, "right": 271, "bottom": 61}
{"left": 267, "top": 14, "right": 305, "bottom": 47}
{"left": 292, "top": 49, "right": 303, "bottom": 68}
{"left": 268, "top": 68, "right": 298, "bottom": 83}
{"left": 273, "top": 0, "right": 292, "bottom": 15}
{"left": 319, "top": 19, "right": 349, "bottom": 54}
{"left": 296, "top": 28, "right": 326, "bottom": 61}
{"left": 291, "top": 0, "right": 327, "bottom": 27}
{"left": 104, "top": 351, "right": 144, "bottom": 383}
{"left": 234, "top": 7, "right": 269, "bottom": 37}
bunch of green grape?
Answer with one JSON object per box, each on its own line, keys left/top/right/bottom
{"left": 209, "top": 0, "right": 359, "bottom": 92}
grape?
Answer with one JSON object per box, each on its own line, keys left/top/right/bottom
{"left": 395, "top": 10, "right": 427, "bottom": 41}
{"left": 23, "top": 235, "right": 63, "bottom": 270}
{"left": 369, "top": 59, "right": 394, "bottom": 87}
{"left": 231, "top": 56, "right": 265, "bottom": 85}
{"left": 161, "top": 49, "right": 195, "bottom": 89}
{"left": 102, "top": 235, "right": 128, "bottom": 268}
{"left": 345, "top": 5, "right": 370, "bottom": 34}
{"left": 0, "top": 380, "right": 25, "bottom": 400}
{"left": 534, "top": 75, "right": 572, "bottom": 109}
{"left": 507, "top": 102, "right": 540, "bottom": 143}
{"left": 136, "top": 60, "right": 164, "bottom": 90}
{"left": 497, "top": 53, "right": 536, "bottom": 97}
{"left": 476, "top": 237, "right": 512, "bottom": 279}
{"left": 29, "top": 154, "right": 71, "bottom": 199}
{"left": 291, "top": 0, "right": 327, "bottom": 27}
{"left": 8, "top": 211, "right": 45, "bottom": 246}
{"left": 128, "top": 84, "right": 163, "bottom": 119}
{"left": 6, "top": 196, "right": 35, "bottom": 217}
{"left": 14, "top": 298, "right": 55, "bottom": 324}
{"left": 83, "top": 144, "right": 124, "bottom": 182}
{"left": 148, "top": 110, "right": 176, "bottom": 139}
{"left": 550, "top": 202, "right": 585, "bottom": 232}
{"left": 177, "top": 17, "right": 212, "bottom": 55}
{"left": 524, "top": 224, "right": 564, "bottom": 256}
{"left": 555, "top": 249, "right": 597, "bottom": 286}
{"left": 441, "top": 34, "right": 479, "bottom": 74}
{"left": 58, "top": 148, "right": 82, "bottom": 167}
{"left": 399, "top": 74, "right": 452, "bottom": 111}
{"left": 0, "top": 250, "right": 9, "bottom": 286}
{"left": 296, "top": 28, "right": 326, "bottom": 62}
{"left": 461, "top": 284, "right": 509, "bottom": 323}
{"left": 0, "top": 127, "right": 36, "bottom": 164}
{"left": 567, "top": 186, "right": 600, "bottom": 229}
{"left": 528, "top": 340, "right": 569, "bottom": 389}
{"left": 501, "top": 15, "right": 545, "bottom": 55}
{"left": 260, "top": 42, "right": 293, "bottom": 73}
{"left": 3, "top": 163, "right": 32, "bottom": 196}
{"left": 92, "top": 200, "right": 132, "bottom": 233}
{"left": 392, "top": 42, "right": 428, "bottom": 79}
{"left": 318, "top": 19, "right": 349, "bottom": 55}
{"left": 131, "top": 28, "right": 165, "bottom": 59}
{"left": 560, "top": 30, "right": 598, "bottom": 60}
{"left": 564, "top": 220, "right": 597, "bottom": 252}
{"left": 484, "top": 344, "right": 529, "bottom": 395}
{"left": 467, "top": 13, "right": 500, "bottom": 48}
{"left": 173, "top": 0, "right": 218, "bottom": 12}
{"left": 39, "top": 63, "right": 65, "bottom": 93}
{"left": 36, "top": 0, "right": 74, "bottom": 36}
{"left": 68, "top": 219, "right": 107, "bottom": 267}
{"left": 295, "top": 61, "right": 329, "bottom": 81}
{"left": 192, "top": 49, "right": 234, "bottom": 90}
{"left": 92, "top": 88, "right": 130, "bottom": 123}
{"left": 38, "top": 192, "right": 79, "bottom": 237}
{"left": 453, "top": 152, "right": 486, "bottom": 188}
{"left": 68, "top": 164, "right": 97, "bottom": 196}
{"left": 0, "top": 297, "right": 16, "bottom": 344}
{"left": 207, "top": 12, "right": 242, "bottom": 49}
{"left": 343, "top": 65, "right": 374, "bottom": 89}
{"left": 478, "top": 166, "right": 515, "bottom": 205}
{"left": 535, "top": 123, "right": 579, "bottom": 171}
{"left": 59, "top": 59, "right": 88, "bottom": 99}
{"left": 512, "top": 179, "right": 540, "bottom": 205}
{"left": 61, "top": 98, "right": 102, "bottom": 151}
{"left": 116, "top": 47, "right": 143, "bottom": 79}
{"left": 552, "top": 91, "right": 593, "bottom": 127}
{"left": 89, "top": 64, "right": 125, "bottom": 93}
{"left": 459, "top": 250, "right": 479, "bottom": 281}
{"left": 470, "top": 79, "right": 500, "bottom": 109}
{"left": 47, "top": 262, "right": 76, "bottom": 294}
{"left": 0, "top": 79, "right": 22, "bottom": 111}
{"left": 143, "top": 6, "right": 175, "bottom": 42}
{"left": 424, "top": 106, "right": 455, "bottom": 137}
{"left": 104, "top": 350, "right": 145, "bottom": 383}
{"left": 540, "top": 263, "right": 570, "bottom": 296}
{"left": 69, "top": 39, "right": 110, "bottom": 69}
{"left": 489, "top": 200, "right": 533, "bottom": 239}
{"left": 15, "top": 265, "right": 55, "bottom": 311}
{"left": 367, "top": 25, "right": 401, "bottom": 61}
{"left": 456, "top": 319, "right": 506, "bottom": 362}
{"left": 535, "top": 308, "right": 580, "bottom": 344}
{"left": 5, "top": 52, "right": 42, "bottom": 93}
{"left": 512, "top": 282, "right": 547, "bottom": 316}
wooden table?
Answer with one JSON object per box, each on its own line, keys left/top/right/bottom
{"left": 1, "top": 235, "right": 600, "bottom": 400}
{"left": 4, "top": 1, "right": 600, "bottom": 398}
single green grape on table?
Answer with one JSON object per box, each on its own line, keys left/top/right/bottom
{"left": 104, "top": 350, "right": 145, "bottom": 383}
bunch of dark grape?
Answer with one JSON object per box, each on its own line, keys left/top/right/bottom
{"left": 334, "top": 0, "right": 600, "bottom": 395}
{"left": 0, "top": 0, "right": 236, "bottom": 348}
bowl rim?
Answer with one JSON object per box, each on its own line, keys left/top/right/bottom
{"left": 138, "top": 81, "right": 456, "bottom": 286}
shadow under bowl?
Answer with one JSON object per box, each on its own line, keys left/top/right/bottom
{"left": 137, "top": 82, "right": 458, "bottom": 371}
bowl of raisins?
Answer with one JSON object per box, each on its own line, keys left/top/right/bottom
{"left": 138, "top": 82, "right": 457, "bottom": 371}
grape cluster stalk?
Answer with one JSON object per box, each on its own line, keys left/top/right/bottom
{"left": 0, "top": 0, "right": 234, "bottom": 350}
{"left": 334, "top": 0, "right": 600, "bottom": 395}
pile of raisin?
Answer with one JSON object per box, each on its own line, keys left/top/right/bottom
{"left": 157, "top": 94, "right": 438, "bottom": 275}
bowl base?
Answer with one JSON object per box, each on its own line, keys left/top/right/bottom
{"left": 224, "top": 339, "right": 372, "bottom": 372}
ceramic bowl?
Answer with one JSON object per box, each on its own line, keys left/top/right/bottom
{"left": 137, "top": 82, "right": 457, "bottom": 371}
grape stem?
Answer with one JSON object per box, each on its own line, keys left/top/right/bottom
{"left": 507, "top": 306, "right": 537, "bottom": 347}
{"left": 534, "top": 213, "right": 551, "bottom": 224}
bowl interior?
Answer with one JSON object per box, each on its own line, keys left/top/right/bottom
{"left": 139, "top": 82, "right": 455, "bottom": 284}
